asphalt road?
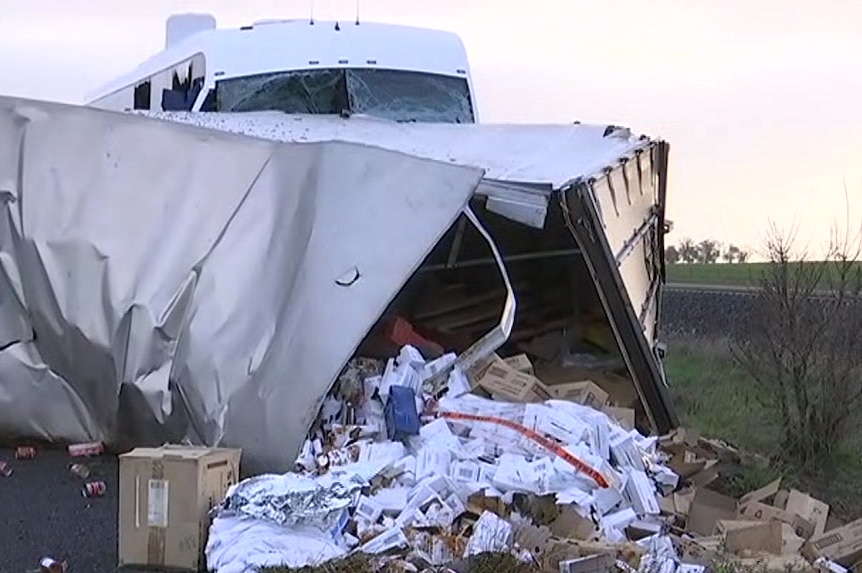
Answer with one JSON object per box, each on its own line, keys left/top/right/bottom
{"left": 0, "top": 446, "right": 156, "bottom": 573}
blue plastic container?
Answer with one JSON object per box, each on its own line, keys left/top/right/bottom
{"left": 384, "top": 385, "right": 421, "bottom": 440}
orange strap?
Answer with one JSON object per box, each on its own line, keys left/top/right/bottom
{"left": 437, "top": 410, "right": 610, "bottom": 488}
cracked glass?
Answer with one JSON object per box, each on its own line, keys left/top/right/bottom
{"left": 215, "top": 68, "right": 474, "bottom": 123}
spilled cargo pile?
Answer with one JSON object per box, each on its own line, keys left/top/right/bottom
{"left": 200, "top": 345, "right": 857, "bottom": 573}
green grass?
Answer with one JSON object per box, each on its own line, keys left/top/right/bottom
{"left": 665, "top": 335, "right": 862, "bottom": 521}
{"left": 666, "top": 263, "right": 769, "bottom": 286}
{"left": 664, "top": 337, "right": 779, "bottom": 452}
{"left": 666, "top": 261, "right": 862, "bottom": 287}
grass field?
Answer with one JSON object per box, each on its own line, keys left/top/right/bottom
{"left": 666, "top": 261, "right": 862, "bottom": 287}
{"left": 664, "top": 335, "right": 862, "bottom": 521}
{"left": 666, "top": 263, "right": 769, "bottom": 286}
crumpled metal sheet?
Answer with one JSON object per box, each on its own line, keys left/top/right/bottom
{"left": 214, "top": 472, "right": 365, "bottom": 530}
{"left": 141, "top": 110, "right": 651, "bottom": 191}
{"left": 0, "top": 95, "right": 483, "bottom": 472}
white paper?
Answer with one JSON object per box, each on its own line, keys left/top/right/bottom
{"left": 147, "top": 479, "right": 170, "bottom": 527}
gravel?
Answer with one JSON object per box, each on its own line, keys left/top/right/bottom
{"left": 0, "top": 289, "right": 759, "bottom": 572}
{"left": 661, "top": 288, "right": 756, "bottom": 339}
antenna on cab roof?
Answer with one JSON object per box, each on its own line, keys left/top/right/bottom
{"left": 309, "top": 0, "right": 315, "bottom": 24}
{"left": 355, "top": 0, "right": 361, "bottom": 24}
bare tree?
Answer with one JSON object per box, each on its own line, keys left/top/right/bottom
{"left": 731, "top": 222, "right": 862, "bottom": 465}
{"left": 723, "top": 244, "right": 741, "bottom": 263}
{"left": 679, "top": 238, "right": 697, "bottom": 264}
{"left": 696, "top": 239, "right": 721, "bottom": 264}
{"left": 737, "top": 249, "right": 750, "bottom": 263}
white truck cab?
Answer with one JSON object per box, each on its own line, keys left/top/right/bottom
{"left": 86, "top": 14, "right": 479, "bottom": 124}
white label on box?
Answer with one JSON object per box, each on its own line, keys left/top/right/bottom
{"left": 147, "top": 479, "right": 170, "bottom": 527}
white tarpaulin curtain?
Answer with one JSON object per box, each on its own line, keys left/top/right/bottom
{"left": 0, "top": 96, "right": 483, "bottom": 472}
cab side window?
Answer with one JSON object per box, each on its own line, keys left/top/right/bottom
{"left": 133, "top": 81, "right": 151, "bottom": 110}
{"left": 160, "top": 54, "right": 207, "bottom": 111}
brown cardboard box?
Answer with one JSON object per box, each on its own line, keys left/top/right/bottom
{"left": 785, "top": 489, "right": 830, "bottom": 537}
{"left": 502, "top": 354, "right": 534, "bottom": 375}
{"left": 602, "top": 405, "right": 636, "bottom": 430}
{"left": 534, "top": 365, "right": 639, "bottom": 409}
{"left": 734, "top": 477, "right": 818, "bottom": 540}
{"left": 470, "top": 355, "right": 551, "bottom": 403}
{"left": 737, "top": 500, "right": 816, "bottom": 540}
{"left": 686, "top": 488, "right": 737, "bottom": 536}
{"left": 549, "top": 506, "right": 599, "bottom": 541}
{"left": 802, "top": 518, "right": 862, "bottom": 566}
{"left": 559, "top": 553, "right": 617, "bottom": 573}
{"left": 739, "top": 478, "right": 782, "bottom": 507}
{"left": 724, "top": 520, "right": 784, "bottom": 555}
{"left": 118, "top": 445, "right": 241, "bottom": 570}
{"left": 548, "top": 381, "right": 609, "bottom": 408}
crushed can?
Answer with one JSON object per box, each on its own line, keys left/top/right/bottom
{"left": 15, "top": 446, "right": 36, "bottom": 460}
{"left": 39, "top": 556, "right": 68, "bottom": 573}
{"left": 0, "top": 460, "right": 12, "bottom": 477}
{"left": 82, "top": 480, "right": 107, "bottom": 498}
{"left": 69, "top": 463, "right": 91, "bottom": 479}
{"left": 67, "top": 441, "right": 104, "bottom": 458}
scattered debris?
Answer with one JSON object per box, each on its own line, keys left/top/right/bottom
{"left": 204, "top": 344, "right": 684, "bottom": 573}
{"left": 68, "top": 463, "right": 91, "bottom": 480}
{"left": 0, "top": 459, "right": 12, "bottom": 477}
{"left": 81, "top": 481, "right": 107, "bottom": 498}
{"left": 15, "top": 445, "right": 37, "bottom": 460}
{"left": 38, "top": 556, "right": 67, "bottom": 573}
{"left": 67, "top": 441, "right": 104, "bottom": 457}
{"left": 200, "top": 342, "right": 856, "bottom": 573}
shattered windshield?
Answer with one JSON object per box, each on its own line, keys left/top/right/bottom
{"left": 216, "top": 69, "right": 348, "bottom": 114}
{"left": 215, "top": 68, "right": 474, "bottom": 123}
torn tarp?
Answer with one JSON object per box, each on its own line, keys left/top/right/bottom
{"left": 0, "top": 95, "right": 484, "bottom": 472}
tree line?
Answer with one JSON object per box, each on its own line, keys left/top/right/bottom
{"left": 665, "top": 238, "right": 750, "bottom": 264}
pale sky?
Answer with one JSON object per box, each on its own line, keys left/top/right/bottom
{"left": 1, "top": 0, "right": 860, "bottom": 256}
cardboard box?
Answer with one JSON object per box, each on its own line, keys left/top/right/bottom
{"left": 602, "top": 405, "right": 636, "bottom": 430}
{"left": 549, "top": 506, "right": 599, "bottom": 541}
{"left": 737, "top": 501, "right": 816, "bottom": 540}
{"left": 559, "top": 553, "right": 617, "bottom": 573}
{"left": 686, "top": 488, "right": 737, "bottom": 536}
{"left": 502, "top": 353, "right": 534, "bottom": 375}
{"left": 534, "top": 365, "right": 639, "bottom": 409}
{"left": 548, "top": 381, "right": 609, "bottom": 408}
{"left": 470, "top": 355, "right": 551, "bottom": 403}
{"left": 119, "top": 445, "right": 241, "bottom": 570}
{"left": 802, "top": 519, "right": 862, "bottom": 566}
{"left": 785, "top": 489, "right": 830, "bottom": 537}
{"left": 724, "top": 520, "right": 784, "bottom": 555}
{"left": 739, "top": 477, "right": 782, "bottom": 507}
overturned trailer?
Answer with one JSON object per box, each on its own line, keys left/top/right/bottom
{"left": 0, "top": 95, "right": 676, "bottom": 472}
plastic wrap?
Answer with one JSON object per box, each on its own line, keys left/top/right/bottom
{"left": 205, "top": 517, "right": 347, "bottom": 573}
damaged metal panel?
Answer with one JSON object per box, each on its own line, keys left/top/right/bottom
{"left": 138, "top": 112, "right": 657, "bottom": 229}
{"left": 0, "top": 95, "right": 484, "bottom": 472}
{"left": 561, "top": 141, "right": 677, "bottom": 435}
